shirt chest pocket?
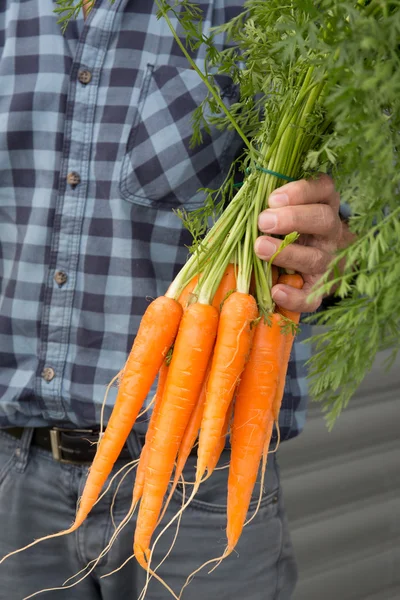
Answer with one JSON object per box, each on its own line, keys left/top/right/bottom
{"left": 119, "top": 64, "right": 241, "bottom": 210}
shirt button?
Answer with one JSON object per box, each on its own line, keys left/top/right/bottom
{"left": 78, "top": 69, "right": 92, "bottom": 84}
{"left": 67, "top": 172, "right": 81, "bottom": 188}
{"left": 54, "top": 271, "right": 68, "bottom": 286}
{"left": 42, "top": 367, "right": 55, "bottom": 382}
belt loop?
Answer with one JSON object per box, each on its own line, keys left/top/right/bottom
{"left": 14, "top": 428, "right": 34, "bottom": 473}
{"left": 126, "top": 430, "right": 142, "bottom": 460}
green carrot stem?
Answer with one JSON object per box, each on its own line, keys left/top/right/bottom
{"left": 250, "top": 164, "right": 277, "bottom": 313}
{"left": 237, "top": 215, "right": 254, "bottom": 294}
{"left": 197, "top": 203, "right": 248, "bottom": 304}
{"left": 263, "top": 71, "right": 321, "bottom": 164}
{"left": 287, "top": 83, "right": 327, "bottom": 175}
{"left": 166, "top": 182, "right": 249, "bottom": 299}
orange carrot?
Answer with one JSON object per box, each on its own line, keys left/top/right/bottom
{"left": 262, "top": 418, "right": 275, "bottom": 457}
{"left": 72, "top": 296, "right": 182, "bottom": 530}
{"left": 173, "top": 363, "right": 209, "bottom": 483}
{"left": 212, "top": 263, "right": 237, "bottom": 312}
{"left": 173, "top": 265, "right": 236, "bottom": 477}
{"left": 276, "top": 272, "right": 304, "bottom": 313}
{"left": 132, "top": 361, "right": 169, "bottom": 504}
{"left": 227, "top": 313, "right": 285, "bottom": 551}
{"left": 178, "top": 274, "right": 199, "bottom": 310}
{"left": 132, "top": 276, "right": 202, "bottom": 503}
{"left": 272, "top": 273, "right": 304, "bottom": 422}
{"left": 156, "top": 360, "right": 211, "bottom": 527}
{"left": 196, "top": 291, "right": 258, "bottom": 482}
{"left": 271, "top": 265, "right": 279, "bottom": 287}
{"left": 134, "top": 302, "right": 219, "bottom": 567}
{"left": 206, "top": 399, "right": 234, "bottom": 475}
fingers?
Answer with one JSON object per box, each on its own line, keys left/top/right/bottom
{"left": 258, "top": 203, "right": 340, "bottom": 236}
{"left": 255, "top": 175, "right": 343, "bottom": 314}
{"left": 272, "top": 282, "right": 322, "bottom": 314}
{"left": 268, "top": 174, "right": 340, "bottom": 209}
{"left": 254, "top": 235, "right": 332, "bottom": 275}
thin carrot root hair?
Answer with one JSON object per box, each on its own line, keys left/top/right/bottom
{"left": 224, "top": 319, "right": 250, "bottom": 372}
{"left": 19, "top": 515, "right": 138, "bottom": 600}
{"left": 268, "top": 421, "right": 281, "bottom": 454}
{"left": 110, "top": 460, "right": 139, "bottom": 531}
{"left": 157, "top": 479, "right": 180, "bottom": 526}
{"left": 59, "top": 459, "right": 139, "bottom": 583}
{"left": 207, "top": 546, "right": 232, "bottom": 574}
{"left": 62, "top": 496, "right": 138, "bottom": 588}
{"left": 1, "top": 525, "right": 77, "bottom": 566}
{"left": 244, "top": 449, "right": 268, "bottom": 528}
{"left": 158, "top": 467, "right": 212, "bottom": 525}
{"left": 5, "top": 470, "right": 140, "bottom": 568}
{"left": 168, "top": 471, "right": 213, "bottom": 487}
{"left": 178, "top": 547, "right": 232, "bottom": 599}
{"left": 138, "top": 475, "right": 187, "bottom": 600}
{"left": 135, "top": 558, "right": 179, "bottom": 600}
{"left": 137, "top": 393, "right": 157, "bottom": 420}
{"left": 95, "top": 458, "right": 139, "bottom": 510}
{"left": 99, "top": 372, "right": 120, "bottom": 438}
{"left": 101, "top": 553, "right": 135, "bottom": 579}
{"left": 136, "top": 483, "right": 200, "bottom": 600}
{"left": 206, "top": 399, "right": 234, "bottom": 476}
{"left": 213, "top": 463, "right": 229, "bottom": 471}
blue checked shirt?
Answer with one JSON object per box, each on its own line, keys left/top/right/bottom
{"left": 0, "top": 0, "right": 310, "bottom": 440}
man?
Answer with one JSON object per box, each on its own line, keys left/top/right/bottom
{"left": 0, "top": 1, "right": 351, "bottom": 598}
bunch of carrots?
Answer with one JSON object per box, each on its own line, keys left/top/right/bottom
{"left": 0, "top": 164, "right": 305, "bottom": 598}
{"left": 65, "top": 242, "right": 303, "bottom": 568}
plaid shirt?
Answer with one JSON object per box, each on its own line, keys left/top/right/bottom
{"left": 0, "top": 0, "right": 310, "bottom": 440}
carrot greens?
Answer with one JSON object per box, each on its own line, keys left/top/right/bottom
{"left": 153, "top": 0, "right": 400, "bottom": 427}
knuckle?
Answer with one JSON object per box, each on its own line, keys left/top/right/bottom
{"left": 295, "top": 179, "right": 311, "bottom": 203}
{"left": 279, "top": 243, "right": 294, "bottom": 265}
{"left": 283, "top": 207, "right": 298, "bottom": 232}
{"left": 318, "top": 205, "right": 337, "bottom": 232}
{"left": 310, "top": 248, "right": 329, "bottom": 273}
{"left": 319, "top": 173, "right": 335, "bottom": 196}
{"left": 318, "top": 174, "right": 341, "bottom": 208}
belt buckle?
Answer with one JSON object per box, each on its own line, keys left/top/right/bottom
{"left": 49, "top": 427, "right": 95, "bottom": 464}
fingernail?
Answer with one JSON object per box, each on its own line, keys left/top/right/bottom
{"left": 272, "top": 289, "right": 287, "bottom": 303}
{"left": 258, "top": 212, "right": 278, "bottom": 232}
{"left": 255, "top": 238, "right": 276, "bottom": 258}
{"left": 269, "top": 193, "right": 289, "bottom": 207}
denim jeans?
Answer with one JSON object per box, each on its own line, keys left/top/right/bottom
{"left": 0, "top": 428, "right": 297, "bottom": 599}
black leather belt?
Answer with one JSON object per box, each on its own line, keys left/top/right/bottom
{"left": 5, "top": 427, "right": 132, "bottom": 465}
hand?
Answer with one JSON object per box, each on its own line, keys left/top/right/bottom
{"left": 254, "top": 174, "right": 354, "bottom": 313}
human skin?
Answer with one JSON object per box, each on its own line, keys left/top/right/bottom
{"left": 255, "top": 174, "right": 355, "bottom": 313}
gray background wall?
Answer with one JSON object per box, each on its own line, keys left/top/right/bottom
{"left": 279, "top": 349, "right": 400, "bottom": 600}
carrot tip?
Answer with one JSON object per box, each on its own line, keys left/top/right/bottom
{"left": 133, "top": 543, "right": 151, "bottom": 570}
